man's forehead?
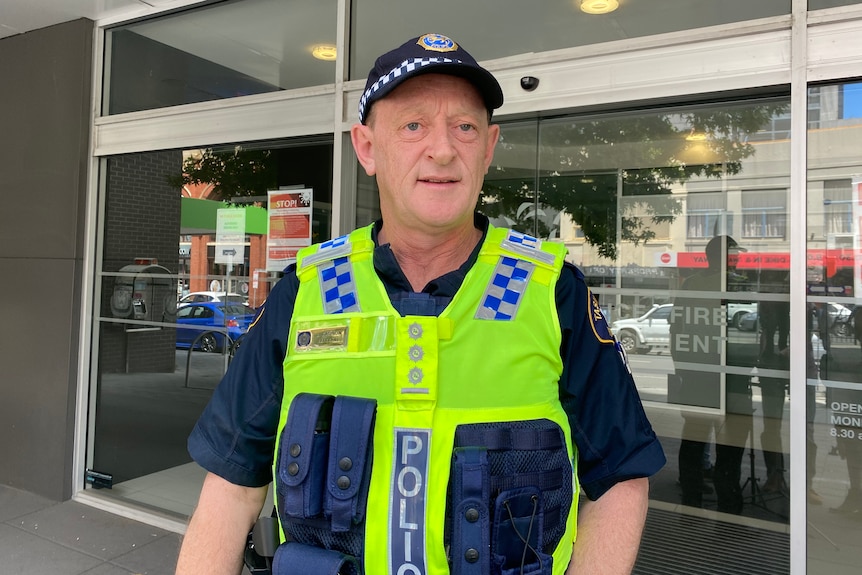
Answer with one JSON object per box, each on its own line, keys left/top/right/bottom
{"left": 386, "top": 73, "right": 483, "bottom": 99}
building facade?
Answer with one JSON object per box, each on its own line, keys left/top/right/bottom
{"left": 3, "top": 0, "right": 862, "bottom": 573}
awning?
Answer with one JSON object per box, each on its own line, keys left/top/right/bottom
{"left": 180, "top": 197, "right": 267, "bottom": 235}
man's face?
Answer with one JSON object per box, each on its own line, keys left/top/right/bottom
{"left": 351, "top": 74, "right": 500, "bottom": 236}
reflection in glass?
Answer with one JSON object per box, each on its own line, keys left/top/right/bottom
{"left": 103, "top": 0, "right": 338, "bottom": 115}
{"left": 92, "top": 138, "right": 333, "bottom": 517}
{"left": 807, "top": 80, "right": 862, "bottom": 573}
{"left": 349, "top": 0, "right": 789, "bottom": 80}
{"left": 482, "top": 97, "right": 792, "bottom": 569}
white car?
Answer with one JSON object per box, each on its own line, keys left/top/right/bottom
{"left": 178, "top": 291, "right": 247, "bottom": 307}
{"left": 727, "top": 302, "right": 758, "bottom": 328}
{"left": 611, "top": 304, "right": 672, "bottom": 354}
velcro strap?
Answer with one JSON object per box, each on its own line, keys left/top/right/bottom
{"left": 280, "top": 393, "right": 333, "bottom": 518}
{"left": 272, "top": 542, "right": 360, "bottom": 575}
{"left": 451, "top": 447, "right": 490, "bottom": 575}
{"left": 326, "top": 395, "right": 376, "bottom": 532}
{"left": 455, "top": 427, "right": 563, "bottom": 452}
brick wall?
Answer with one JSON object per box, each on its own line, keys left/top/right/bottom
{"left": 100, "top": 151, "right": 182, "bottom": 373}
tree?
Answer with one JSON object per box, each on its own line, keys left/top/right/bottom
{"left": 167, "top": 146, "right": 277, "bottom": 201}
{"left": 482, "top": 103, "right": 785, "bottom": 259}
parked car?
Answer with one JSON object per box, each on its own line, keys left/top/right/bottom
{"left": 175, "top": 302, "right": 256, "bottom": 352}
{"left": 727, "top": 302, "right": 757, "bottom": 328}
{"left": 611, "top": 304, "right": 672, "bottom": 354}
{"left": 737, "top": 311, "right": 759, "bottom": 332}
{"left": 178, "top": 291, "right": 247, "bottom": 307}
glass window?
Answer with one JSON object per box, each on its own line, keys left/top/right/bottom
{"left": 486, "top": 98, "right": 790, "bottom": 569}
{"left": 807, "top": 80, "right": 862, "bottom": 574}
{"left": 741, "top": 189, "right": 788, "bottom": 239}
{"left": 824, "top": 179, "right": 854, "bottom": 235}
{"left": 91, "top": 136, "right": 332, "bottom": 515}
{"left": 809, "top": 0, "right": 862, "bottom": 8}
{"left": 350, "top": 0, "right": 789, "bottom": 81}
{"left": 103, "top": 0, "right": 338, "bottom": 115}
{"left": 687, "top": 192, "right": 735, "bottom": 239}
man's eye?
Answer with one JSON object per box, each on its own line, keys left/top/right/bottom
{"left": 406, "top": 122, "right": 420, "bottom": 131}
{"left": 458, "top": 124, "right": 475, "bottom": 132}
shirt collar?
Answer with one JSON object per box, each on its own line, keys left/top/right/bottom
{"left": 371, "top": 213, "right": 489, "bottom": 297}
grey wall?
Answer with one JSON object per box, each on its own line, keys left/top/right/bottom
{"left": 0, "top": 19, "right": 94, "bottom": 500}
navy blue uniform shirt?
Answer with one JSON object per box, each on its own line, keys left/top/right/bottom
{"left": 188, "top": 215, "right": 666, "bottom": 500}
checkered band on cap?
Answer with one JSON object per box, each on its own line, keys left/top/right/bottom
{"left": 475, "top": 256, "right": 535, "bottom": 321}
{"left": 358, "top": 57, "right": 457, "bottom": 123}
{"left": 501, "top": 230, "right": 557, "bottom": 266}
{"left": 318, "top": 255, "right": 361, "bottom": 314}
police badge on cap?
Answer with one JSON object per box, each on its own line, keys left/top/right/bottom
{"left": 417, "top": 33, "right": 459, "bottom": 52}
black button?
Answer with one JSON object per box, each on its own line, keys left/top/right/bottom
{"left": 465, "top": 508, "right": 479, "bottom": 522}
{"left": 289, "top": 443, "right": 301, "bottom": 457}
{"left": 287, "top": 462, "right": 299, "bottom": 476}
{"left": 337, "top": 475, "right": 351, "bottom": 490}
{"left": 465, "top": 548, "right": 479, "bottom": 563}
{"left": 339, "top": 457, "right": 353, "bottom": 471}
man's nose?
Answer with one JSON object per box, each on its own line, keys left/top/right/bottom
{"left": 426, "top": 123, "right": 456, "bottom": 164}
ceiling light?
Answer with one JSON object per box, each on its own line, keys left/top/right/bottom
{"left": 579, "top": 0, "right": 619, "bottom": 15}
{"left": 311, "top": 45, "right": 337, "bottom": 61}
{"left": 685, "top": 131, "right": 708, "bottom": 142}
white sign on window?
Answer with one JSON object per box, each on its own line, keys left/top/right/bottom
{"left": 215, "top": 208, "right": 246, "bottom": 265}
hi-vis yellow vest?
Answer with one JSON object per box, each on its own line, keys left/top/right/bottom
{"left": 275, "top": 223, "right": 579, "bottom": 575}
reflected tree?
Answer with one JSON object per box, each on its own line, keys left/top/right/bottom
{"left": 482, "top": 104, "right": 784, "bottom": 259}
{"left": 167, "top": 146, "right": 277, "bottom": 201}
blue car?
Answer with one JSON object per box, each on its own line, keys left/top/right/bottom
{"left": 175, "top": 302, "right": 256, "bottom": 352}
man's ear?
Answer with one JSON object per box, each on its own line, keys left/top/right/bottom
{"left": 351, "top": 123, "right": 376, "bottom": 176}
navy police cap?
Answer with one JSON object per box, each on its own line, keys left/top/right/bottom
{"left": 358, "top": 33, "right": 504, "bottom": 124}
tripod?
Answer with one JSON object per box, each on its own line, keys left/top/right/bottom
{"left": 741, "top": 381, "right": 788, "bottom": 519}
{"left": 741, "top": 441, "right": 769, "bottom": 508}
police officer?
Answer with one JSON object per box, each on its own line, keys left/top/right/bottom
{"left": 670, "top": 235, "right": 751, "bottom": 514}
{"left": 176, "top": 34, "right": 665, "bottom": 575}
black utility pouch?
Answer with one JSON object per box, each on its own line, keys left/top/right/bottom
{"left": 490, "top": 486, "right": 552, "bottom": 575}
{"left": 277, "top": 393, "right": 334, "bottom": 520}
{"left": 324, "top": 395, "right": 376, "bottom": 532}
{"left": 271, "top": 542, "right": 360, "bottom": 575}
{"left": 276, "top": 393, "right": 376, "bottom": 563}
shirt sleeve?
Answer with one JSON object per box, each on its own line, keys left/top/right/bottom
{"left": 186, "top": 270, "right": 299, "bottom": 487}
{"left": 556, "top": 263, "right": 666, "bottom": 500}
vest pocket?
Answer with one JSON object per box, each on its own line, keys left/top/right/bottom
{"left": 275, "top": 393, "right": 376, "bottom": 563}
{"left": 277, "top": 393, "right": 334, "bottom": 520}
{"left": 490, "top": 486, "right": 553, "bottom": 575}
{"left": 448, "top": 419, "right": 573, "bottom": 572}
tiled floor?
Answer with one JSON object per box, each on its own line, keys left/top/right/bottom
{"left": 0, "top": 484, "right": 183, "bottom": 575}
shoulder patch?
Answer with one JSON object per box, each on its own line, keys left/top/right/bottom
{"left": 588, "top": 290, "right": 614, "bottom": 344}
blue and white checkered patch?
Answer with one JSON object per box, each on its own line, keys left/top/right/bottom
{"left": 320, "top": 235, "right": 349, "bottom": 250}
{"left": 500, "top": 230, "right": 556, "bottom": 265}
{"left": 475, "top": 256, "right": 535, "bottom": 320}
{"left": 359, "top": 57, "right": 458, "bottom": 122}
{"left": 319, "top": 255, "right": 360, "bottom": 314}
{"left": 507, "top": 230, "right": 541, "bottom": 249}
{"left": 301, "top": 234, "right": 352, "bottom": 269}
